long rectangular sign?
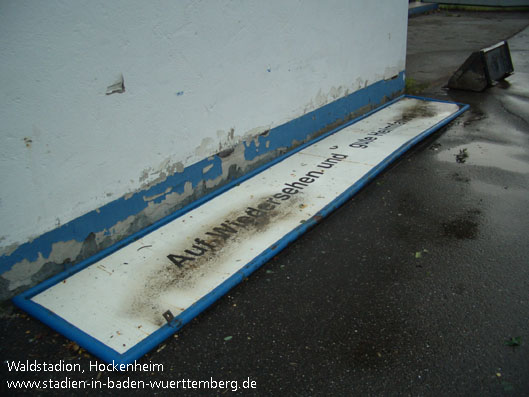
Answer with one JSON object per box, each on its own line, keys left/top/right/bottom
{"left": 14, "top": 96, "right": 468, "bottom": 365}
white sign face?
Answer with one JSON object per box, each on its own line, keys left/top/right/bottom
{"left": 30, "top": 97, "right": 463, "bottom": 357}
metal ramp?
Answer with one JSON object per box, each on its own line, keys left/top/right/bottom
{"left": 13, "top": 96, "right": 468, "bottom": 366}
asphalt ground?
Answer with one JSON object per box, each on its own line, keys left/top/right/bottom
{"left": 1, "top": 10, "right": 529, "bottom": 397}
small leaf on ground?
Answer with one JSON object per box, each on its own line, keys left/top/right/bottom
{"left": 224, "top": 336, "right": 233, "bottom": 341}
{"left": 456, "top": 148, "right": 469, "bottom": 163}
{"left": 504, "top": 336, "right": 522, "bottom": 347}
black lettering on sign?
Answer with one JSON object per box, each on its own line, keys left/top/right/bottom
{"left": 273, "top": 193, "right": 290, "bottom": 201}
{"left": 306, "top": 170, "right": 323, "bottom": 179}
{"left": 317, "top": 153, "right": 348, "bottom": 167}
{"left": 266, "top": 197, "right": 280, "bottom": 205}
{"left": 349, "top": 136, "right": 377, "bottom": 149}
{"left": 194, "top": 238, "right": 216, "bottom": 249}
{"left": 184, "top": 244, "right": 208, "bottom": 257}
{"left": 205, "top": 223, "right": 238, "bottom": 240}
{"left": 167, "top": 254, "right": 194, "bottom": 268}
{"left": 258, "top": 202, "right": 275, "bottom": 211}
{"left": 299, "top": 177, "right": 314, "bottom": 184}
{"left": 245, "top": 207, "right": 265, "bottom": 218}
{"left": 284, "top": 181, "right": 308, "bottom": 190}
{"left": 350, "top": 121, "right": 404, "bottom": 148}
{"left": 235, "top": 216, "right": 254, "bottom": 225}
{"left": 282, "top": 187, "right": 299, "bottom": 195}
{"left": 166, "top": 149, "right": 354, "bottom": 266}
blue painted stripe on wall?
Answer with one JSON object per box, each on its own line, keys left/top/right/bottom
{"left": 0, "top": 156, "right": 223, "bottom": 270}
{"left": 0, "top": 72, "right": 404, "bottom": 276}
{"left": 244, "top": 72, "right": 405, "bottom": 161}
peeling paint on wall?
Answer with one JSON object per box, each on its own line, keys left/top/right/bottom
{"left": 202, "top": 164, "right": 214, "bottom": 174}
{"left": 144, "top": 187, "right": 173, "bottom": 202}
{"left": 0, "top": 242, "right": 19, "bottom": 258}
{"left": 3, "top": 240, "right": 83, "bottom": 291}
{"left": 106, "top": 74, "right": 125, "bottom": 95}
{"left": 243, "top": 71, "right": 405, "bottom": 162}
{"left": 195, "top": 137, "right": 216, "bottom": 158}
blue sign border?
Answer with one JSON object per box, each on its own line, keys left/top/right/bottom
{"left": 13, "top": 95, "right": 469, "bottom": 366}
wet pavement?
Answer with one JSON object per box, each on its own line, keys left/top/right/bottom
{"left": 1, "top": 10, "right": 529, "bottom": 397}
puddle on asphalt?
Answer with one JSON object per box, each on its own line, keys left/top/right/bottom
{"left": 437, "top": 141, "right": 529, "bottom": 174}
{"left": 470, "top": 179, "right": 528, "bottom": 198}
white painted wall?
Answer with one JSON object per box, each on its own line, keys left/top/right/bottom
{"left": 0, "top": 0, "right": 408, "bottom": 252}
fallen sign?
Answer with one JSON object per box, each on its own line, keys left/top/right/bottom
{"left": 13, "top": 95, "right": 468, "bottom": 366}
{"left": 447, "top": 40, "right": 514, "bottom": 92}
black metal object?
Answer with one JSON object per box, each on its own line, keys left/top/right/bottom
{"left": 162, "top": 310, "right": 174, "bottom": 323}
{"left": 448, "top": 41, "right": 514, "bottom": 92}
